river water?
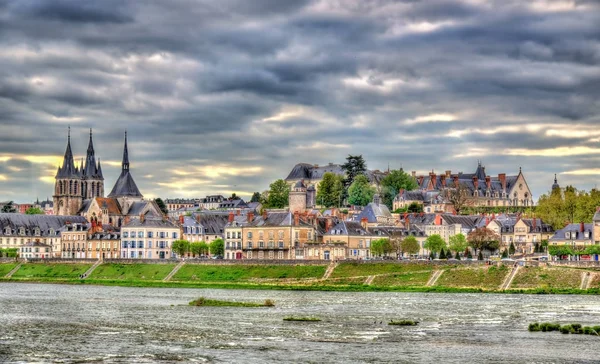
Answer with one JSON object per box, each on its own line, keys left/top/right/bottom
{"left": 1, "top": 283, "right": 599, "bottom": 363}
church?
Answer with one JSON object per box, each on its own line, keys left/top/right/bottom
{"left": 53, "top": 128, "right": 162, "bottom": 227}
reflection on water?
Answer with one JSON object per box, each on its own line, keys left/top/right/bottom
{"left": 1, "top": 283, "right": 599, "bottom": 363}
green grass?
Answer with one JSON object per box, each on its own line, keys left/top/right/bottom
{"left": 172, "top": 264, "right": 326, "bottom": 282}
{"left": 512, "top": 267, "right": 582, "bottom": 290}
{"left": 330, "top": 262, "right": 434, "bottom": 278}
{"left": 371, "top": 271, "right": 432, "bottom": 287}
{"left": 435, "top": 266, "right": 509, "bottom": 289}
{"left": 11, "top": 263, "right": 92, "bottom": 279}
{"left": 283, "top": 316, "right": 321, "bottom": 321}
{"left": 189, "top": 297, "right": 272, "bottom": 307}
{"left": 89, "top": 263, "right": 175, "bottom": 281}
{"left": 589, "top": 274, "right": 600, "bottom": 288}
{"left": 0, "top": 263, "right": 18, "bottom": 277}
{"left": 325, "top": 277, "right": 368, "bottom": 286}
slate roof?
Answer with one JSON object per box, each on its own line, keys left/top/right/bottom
{"left": 56, "top": 130, "right": 81, "bottom": 179}
{"left": 248, "top": 212, "right": 312, "bottom": 227}
{"left": 325, "top": 221, "right": 376, "bottom": 237}
{"left": 0, "top": 213, "right": 87, "bottom": 236}
{"left": 370, "top": 226, "right": 427, "bottom": 238}
{"left": 108, "top": 170, "right": 143, "bottom": 198}
{"left": 400, "top": 213, "right": 437, "bottom": 225}
{"left": 550, "top": 223, "right": 594, "bottom": 241}
{"left": 123, "top": 217, "right": 178, "bottom": 229}
{"left": 355, "top": 202, "right": 392, "bottom": 223}
{"left": 95, "top": 197, "right": 122, "bottom": 215}
{"left": 440, "top": 215, "right": 482, "bottom": 229}
{"left": 285, "top": 163, "right": 387, "bottom": 184}
{"left": 189, "top": 213, "right": 229, "bottom": 235}
{"left": 218, "top": 199, "right": 247, "bottom": 209}
{"left": 82, "top": 129, "right": 103, "bottom": 180}
{"left": 395, "top": 190, "right": 425, "bottom": 201}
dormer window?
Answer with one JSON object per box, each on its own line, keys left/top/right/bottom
{"left": 19, "top": 228, "right": 25, "bottom": 236}
{"left": 34, "top": 228, "right": 40, "bottom": 236}
{"left": 4, "top": 227, "right": 10, "bottom": 235}
{"left": 584, "top": 232, "right": 589, "bottom": 238}
{"left": 565, "top": 232, "right": 571, "bottom": 239}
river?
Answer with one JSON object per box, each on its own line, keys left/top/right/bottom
{"left": 0, "top": 283, "right": 599, "bottom": 363}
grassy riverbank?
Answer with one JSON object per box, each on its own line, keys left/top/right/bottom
{"left": 1, "top": 261, "right": 599, "bottom": 294}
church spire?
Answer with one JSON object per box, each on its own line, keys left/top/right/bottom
{"left": 122, "top": 131, "right": 129, "bottom": 171}
{"left": 56, "top": 126, "right": 78, "bottom": 178}
{"left": 83, "top": 128, "right": 99, "bottom": 177}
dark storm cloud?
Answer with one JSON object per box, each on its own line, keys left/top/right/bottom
{"left": 0, "top": 0, "right": 599, "bottom": 202}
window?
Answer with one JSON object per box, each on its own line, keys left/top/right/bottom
{"left": 123, "top": 231, "right": 129, "bottom": 238}
{"left": 138, "top": 231, "right": 143, "bottom": 238}
{"left": 122, "top": 241, "right": 128, "bottom": 249}
{"left": 247, "top": 251, "right": 252, "bottom": 259}
{"left": 237, "top": 232, "right": 241, "bottom": 239}
{"left": 172, "top": 232, "right": 178, "bottom": 239}
{"left": 295, "top": 231, "right": 299, "bottom": 239}
{"left": 259, "top": 241, "right": 264, "bottom": 248}
{"left": 247, "top": 242, "right": 253, "bottom": 249}
{"left": 147, "top": 232, "right": 153, "bottom": 238}
{"left": 278, "top": 241, "right": 284, "bottom": 249}
{"left": 258, "top": 251, "right": 264, "bottom": 259}
{"left": 147, "top": 241, "right": 152, "bottom": 248}
{"left": 269, "top": 231, "right": 274, "bottom": 239}
{"left": 247, "top": 232, "right": 253, "bottom": 239}
{"left": 268, "top": 250, "right": 274, "bottom": 259}
{"left": 138, "top": 241, "right": 143, "bottom": 248}
{"left": 359, "top": 240, "right": 363, "bottom": 248}
{"left": 259, "top": 231, "right": 264, "bottom": 239}
{"left": 226, "top": 232, "right": 231, "bottom": 239}
{"left": 278, "top": 251, "right": 284, "bottom": 259}
{"left": 268, "top": 241, "right": 274, "bottom": 249}
{"left": 278, "top": 230, "right": 284, "bottom": 239}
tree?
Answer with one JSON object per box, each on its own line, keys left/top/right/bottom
{"left": 370, "top": 238, "right": 392, "bottom": 257}
{"left": 210, "top": 238, "right": 224, "bottom": 256}
{"left": 467, "top": 228, "right": 500, "bottom": 253}
{"left": 154, "top": 198, "right": 168, "bottom": 215}
{"left": 400, "top": 236, "right": 420, "bottom": 257}
{"left": 250, "top": 192, "right": 261, "bottom": 203}
{"left": 1, "top": 201, "right": 17, "bottom": 213}
{"left": 25, "top": 207, "right": 44, "bottom": 215}
{"left": 478, "top": 251, "right": 484, "bottom": 260}
{"left": 407, "top": 202, "right": 423, "bottom": 213}
{"left": 341, "top": 154, "right": 367, "bottom": 190}
{"left": 449, "top": 234, "right": 468, "bottom": 254}
{"left": 229, "top": 193, "right": 241, "bottom": 200}
{"left": 536, "top": 186, "right": 600, "bottom": 230}
{"left": 443, "top": 182, "right": 472, "bottom": 215}
{"left": 439, "top": 248, "right": 446, "bottom": 259}
{"left": 380, "top": 169, "right": 419, "bottom": 209}
{"left": 347, "top": 175, "right": 375, "bottom": 206}
{"left": 171, "top": 240, "right": 190, "bottom": 257}
{"left": 509, "top": 242, "right": 516, "bottom": 255}
{"left": 317, "top": 172, "right": 343, "bottom": 207}
{"left": 266, "top": 179, "right": 290, "bottom": 208}
{"left": 423, "top": 234, "right": 446, "bottom": 255}
{"left": 454, "top": 251, "right": 460, "bottom": 260}
{"left": 501, "top": 249, "right": 508, "bottom": 258}
{"left": 190, "top": 242, "right": 209, "bottom": 257}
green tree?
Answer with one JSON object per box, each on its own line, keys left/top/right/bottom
{"left": 25, "top": 207, "right": 44, "bottom": 215}
{"left": 424, "top": 234, "right": 446, "bottom": 255}
{"left": 509, "top": 242, "right": 516, "bottom": 255}
{"left": 501, "top": 249, "right": 508, "bottom": 258}
{"left": 171, "top": 240, "right": 190, "bottom": 257}
{"left": 250, "top": 192, "right": 261, "bottom": 203}
{"left": 347, "top": 175, "right": 375, "bottom": 206}
{"left": 341, "top": 154, "right": 367, "bottom": 190}
{"left": 467, "top": 228, "right": 500, "bottom": 253}
{"left": 439, "top": 248, "right": 446, "bottom": 259}
{"left": 379, "top": 169, "right": 419, "bottom": 209}
{"left": 317, "top": 172, "right": 344, "bottom": 207}
{"left": 190, "top": 242, "right": 209, "bottom": 257}
{"left": 400, "top": 236, "right": 420, "bottom": 257}
{"left": 407, "top": 202, "right": 423, "bottom": 213}
{"left": 1, "top": 201, "right": 17, "bottom": 213}
{"left": 370, "top": 238, "right": 392, "bottom": 257}
{"left": 266, "top": 179, "right": 290, "bottom": 208}
{"left": 154, "top": 198, "right": 168, "bottom": 215}
{"left": 449, "top": 234, "right": 468, "bottom": 254}
{"left": 478, "top": 251, "right": 484, "bottom": 260}
{"left": 229, "top": 193, "right": 241, "bottom": 200}
{"left": 210, "top": 238, "right": 225, "bottom": 256}
{"left": 454, "top": 251, "right": 461, "bottom": 260}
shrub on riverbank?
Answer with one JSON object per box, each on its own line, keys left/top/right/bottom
{"left": 529, "top": 322, "right": 598, "bottom": 335}
{"left": 189, "top": 297, "right": 274, "bottom": 307}
{"left": 388, "top": 320, "right": 418, "bottom": 326}
{"left": 283, "top": 316, "right": 321, "bottom": 322}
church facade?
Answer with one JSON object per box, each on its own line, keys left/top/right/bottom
{"left": 54, "top": 129, "right": 161, "bottom": 227}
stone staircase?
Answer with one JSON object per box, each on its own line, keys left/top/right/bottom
{"left": 163, "top": 261, "right": 186, "bottom": 282}
{"left": 426, "top": 270, "right": 444, "bottom": 287}
{"left": 4, "top": 263, "right": 22, "bottom": 278}
{"left": 501, "top": 265, "right": 520, "bottom": 290}
{"left": 322, "top": 262, "right": 338, "bottom": 280}
{"left": 580, "top": 272, "right": 593, "bottom": 290}
{"left": 81, "top": 260, "right": 103, "bottom": 279}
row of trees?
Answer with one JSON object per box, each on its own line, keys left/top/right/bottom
{"left": 1, "top": 201, "right": 44, "bottom": 214}
{"left": 369, "top": 228, "right": 504, "bottom": 259}
{"left": 171, "top": 238, "right": 224, "bottom": 257}
{"left": 536, "top": 186, "right": 600, "bottom": 230}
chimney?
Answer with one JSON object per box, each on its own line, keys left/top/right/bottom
{"left": 435, "top": 214, "right": 442, "bottom": 226}
{"left": 580, "top": 221, "right": 585, "bottom": 233}
{"left": 453, "top": 175, "right": 459, "bottom": 186}
{"left": 445, "top": 170, "right": 451, "bottom": 177}
{"left": 228, "top": 211, "right": 234, "bottom": 223}
{"left": 236, "top": 209, "right": 241, "bottom": 216}
{"left": 498, "top": 174, "right": 506, "bottom": 191}
{"left": 485, "top": 176, "right": 491, "bottom": 190}
{"left": 294, "top": 211, "right": 300, "bottom": 226}
{"left": 141, "top": 213, "right": 145, "bottom": 223}
{"left": 262, "top": 209, "right": 268, "bottom": 220}
{"left": 124, "top": 216, "right": 130, "bottom": 226}
{"left": 472, "top": 176, "right": 479, "bottom": 190}
{"left": 360, "top": 217, "right": 368, "bottom": 230}
{"left": 325, "top": 218, "right": 332, "bottom": 233}
{"left": 440, "top": 175, "right": 446, "bottom": 188}
{"left": 412, "top": 171, "right": 416, "bottom": 178}
{"left": 403, "top": 212, "right": 408, "bottom": 220}
{"left": 532, "top": 218, "right": 537, "bottom": 231}
{"left": 247, "top": 211, "right": 254, "bottom": 223}
{"left": 485, "top": 216, "right": 489, "bottom": 225}
{"left": 429, "top": 172, "right": 437, "bottom": 190}
{"left": 417, "top": 176, "right": 424, "bottom": 186}
{"left": 179, "top": 214, "right": 184, "bottom": 225}
{"left": 195, "top": 213, "right": 201, "bottom": 223}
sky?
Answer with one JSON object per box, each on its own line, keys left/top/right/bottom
{"left": 0, "top": 0, "right": 599, "bottom": 203}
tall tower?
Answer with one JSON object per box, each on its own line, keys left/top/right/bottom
{"left": 82, "top": 129, "right": 104, "bottom": 199}
{"left": 108, "top": 131, "right": 143, "bottom": 215}
{"left": 53, "top": 127, "right": 83, "bottom": 216}
{"left": 288, "top": 180, "right": 307, "bottom": 213}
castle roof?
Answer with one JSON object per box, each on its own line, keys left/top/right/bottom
{"left": 108, "top": 132, "right": 143, "bottom": 198}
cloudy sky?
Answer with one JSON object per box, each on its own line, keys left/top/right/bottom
{"left": 0, "top": 0, "right": 599, "bottom": 203}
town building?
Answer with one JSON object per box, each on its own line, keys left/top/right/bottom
{"left": 120, "top": 215, "right": 180, "bottom": 259}
{"left": 549, "top": 222, "right": 594, "bottom": 249}
{"left": 320, "top": 221, "right": 377, "bottom": 260}
{"left": 20, "top": 241, "right": 52, "bottom": 259}
{"left": 180, "top": 212, "right": 228, "bottom": 244}
{"left": 486, "top": 214, "right": 553, "bottom": 254}
{"left": 0, "top": 213, "right": 86, "bottom": 257}
{"left": 164, "top": 198, "right": 198, "bottom": 212}
{"left": 400, "top": 213, "right": 482, "bottom": 243}
{"left": 353, "top": 195, "right": 395, "bottom": 227}
{"left": 60, "top": 222, "right": 89, "bottom": 259}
